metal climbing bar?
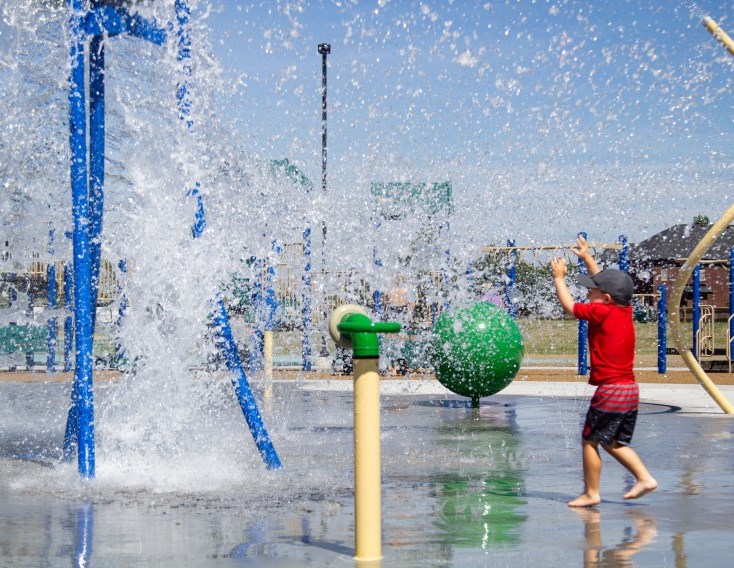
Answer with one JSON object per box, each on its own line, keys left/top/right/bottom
{"left": 212, "top": 299, "right": 281, "bottom": 470}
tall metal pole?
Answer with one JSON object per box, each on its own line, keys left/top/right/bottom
{"left": 318, "top": 43, "right": 330, "bottom": 267}
{"left": 318, "top": 43, "right": 330, "bottom": 195}
{"left": 318, "top": 43, "right": 331, "bottom": 358}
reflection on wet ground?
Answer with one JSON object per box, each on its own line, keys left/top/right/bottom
{"left": 1, "top": 380, "right": 733, "bottom": 566}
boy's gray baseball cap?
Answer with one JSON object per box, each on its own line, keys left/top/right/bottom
{"left": 577, "top": 269, "right": 634, "bottom": 306}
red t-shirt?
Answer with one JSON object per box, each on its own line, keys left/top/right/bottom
{"left": 573, "top": 302, "right": 636, "bottom": 386}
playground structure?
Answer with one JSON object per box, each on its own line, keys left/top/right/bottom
{"left": 58, "top": 0, "right": 282, "bottom": 477}
{"left": 9, "top": 228, "right": 734, "bottom": 382}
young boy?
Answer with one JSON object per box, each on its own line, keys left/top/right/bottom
{"left": 551, "top": 236, "right": 657, "bottom": 507}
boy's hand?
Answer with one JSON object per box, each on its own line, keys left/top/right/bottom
{"left": 550, "top": 257, "right": 567, "bottom": 279}
{"left": 571, "top": 235, "right": 589, "bottom": 259}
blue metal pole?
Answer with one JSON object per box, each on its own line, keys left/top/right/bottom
{"left": 117, "top": 259, "right": 127, "bottom": 320}
{"left": 264, "top": 241, "right": 280, "bottom": 332}
{"left": 175, "top": 0, "right": 205, "bottom": 238}
{"left": 116, "top": 258, "right": 127, "bottom": 365}
{"left": 693, "top": 263, "right": 700, "bottom": 360}
{"left": 730, "top": 249, "right": 734, "bottom": 358}
{"left": 618, "top": 234, "right": 629, "bottom": 272}
{"left": 301, "top": 226, "right": 312, "bottom": 371}
{"left": 63, "top": 263, "right": 74, "bottom": 373}
{"left": 577, "top": 231, "right": 589, "bottom": 376}
{"left": 68, "top": 0, "right": 95, "bottom": 478}
{"left": 657, "top": 284, "right": 667, "bottom": 374}
{"left": 175, "top": 0, "right": 193, "bottom": 128}
{"left": 213, "top": 299, "right": 281, "bottom": 469}
{"left": 505, "top": 239, "right": 517, "bottom": 318}
{"left": 47, "top": 263, "right": 57, "bottom": 372}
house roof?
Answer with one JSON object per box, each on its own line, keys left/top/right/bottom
{"left": 629, "top": 223, "right": 734, "bottom": 263}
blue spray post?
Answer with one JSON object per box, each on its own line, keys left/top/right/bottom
{"left": 618, "top": 235, "right": 629, "bottom": 272}
{"left": 63, "top": 262, "right": 74, "bottom": 373}
{"left": 212, "top": 298, "right": 281, "bottom": 469}
{"left": 692, "top": 263, "right": 701, "bottom": 360}
{"left": 64, "top": 0, "right": 167, "bottom": 478}
{"left": 262, "top": 241, "right": 281, "bottom": 378}
{"left": 248, "top": 257, "right": 265, "bottom": 374}
{"left": 504, "top": 239, "right": 517, "bottom": 319}
{"left": 730, "top": 249, "right": 734, "bottom": 361}
{"left": 115, "top": 258, "right": 128, "bottom": 364}
{"left": 576, "top": 231, "right": 589, "bottom": 376}
{"left": 657, "top": 284, "right": 667, "bottom": 374}
{"left": 46, "top": 263, "right": 57, "bottom": 372}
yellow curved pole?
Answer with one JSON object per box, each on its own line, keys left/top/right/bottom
{"left": 670, "top": 16, "right": 734, "bottom": 414}
{"left": 703, "top": 16, "right": 734, "bottom": 57}
{"left": 668, "top": 204, "right": 734, "bottom": 414}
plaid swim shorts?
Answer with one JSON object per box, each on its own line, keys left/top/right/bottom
{"left": 582, "top": 383, "right": 639, "bottom": 446}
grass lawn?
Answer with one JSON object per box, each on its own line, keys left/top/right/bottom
{"left": 517, "top": 317, "right": 728, "bottom": 359}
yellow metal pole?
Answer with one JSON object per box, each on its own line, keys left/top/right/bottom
{"left": 328, "top": 305, "right": 398, "bottom": 563}
{"left": 666, "top": 15, "right": 734, "bottom": 415}
{"left": 263, "top": 330, "right": 274, "bottom": 408}
{"left": 703, "top": 16, "right": 734, "bottom": 57}
{"left": 263, "top": 330, "right": 273, "bottom": 378}
{"left": 353, "top": 357, "right": 382, "bottom": 562}
{"left": 668, "top": 204, "right": 734, "bottom": 414}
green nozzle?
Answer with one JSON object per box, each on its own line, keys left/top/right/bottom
{"left": 335, "top": 312, "right": 401, "bottom": 358}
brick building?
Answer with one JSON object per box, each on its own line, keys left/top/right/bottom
{"left": 621, "top": 221, "right": 734, "bottom": 317}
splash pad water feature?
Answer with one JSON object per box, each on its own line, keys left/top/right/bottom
{"left": 4, "top": 1, "right": 734, "bottom": 566}
{"left": 431, "top": 302, "right": 524, "bottom": 407}
{"left": 4, "top": 377, "right": 734, "bottom": 566}
{"left": 61, "top": 0, "right": 281, "bottom": 477}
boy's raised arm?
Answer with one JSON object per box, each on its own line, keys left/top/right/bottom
{"left": 551, "top": 257, "right": 576, "bottom": 315}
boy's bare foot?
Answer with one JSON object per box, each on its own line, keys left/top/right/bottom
{"left": 568, "top": 493, "right": 601, "bottom": 507}
{"left": 623, "top": 478, "right": 658, "bottom": 500}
